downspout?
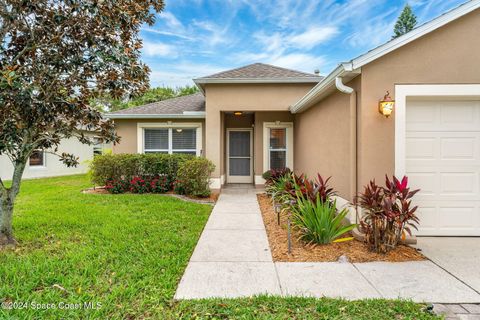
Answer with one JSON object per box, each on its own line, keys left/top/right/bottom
{"left": 335, "top": 76, "right": 358, "bottom": 224}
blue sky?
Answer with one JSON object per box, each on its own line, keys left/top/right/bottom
{"left": 140, "top": 0, "right": 467, "bottom": 87}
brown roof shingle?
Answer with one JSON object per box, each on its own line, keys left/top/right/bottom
{"left": 107, "top": 92, "right": 205, "bottom": 116}
{"left": 197, "top": 63, "right": 321, "bottom": 80}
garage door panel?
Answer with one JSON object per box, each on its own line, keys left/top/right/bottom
{"left": 440, "top": 137, "right": 477, "bottom": 160}
{"left": 440, "top": 101, "right": 477, "bottom": 126}
{"left": 407, "top": 172, "right": 437, "bottom": 196}
{"left": 406, "top": 137, "right": 436, "bottom": 159}
{"left": 406, "top": 99, "right": 480, "bottom": 236}
{"left": 440, "top": 172, "right": 478, "bottom": 195}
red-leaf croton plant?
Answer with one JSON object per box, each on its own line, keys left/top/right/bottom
{"left": 356, "top": 175, "right": 420, "bottom": 253}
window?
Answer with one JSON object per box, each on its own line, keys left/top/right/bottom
{"left": 29, "top": 150, "right": 45, "bottom": 167}
{"left": 144, "top": 129, "right": 169, "bottom": 153}
{"left": 93, "top": 137, "right": 104, "bottom": 156}
{"left": 269, "top": 128, "right": 287, "bottom": 170}
{"left": 263, "top": 122, "right": 293, "bottom": 172}
{"left": 143, "top": 127, "right": 197, "bottom": 155}
{"left": 172, "top": 128, "right": 196, "bottom": 155}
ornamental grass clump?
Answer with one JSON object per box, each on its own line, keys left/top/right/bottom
{"left": 356, "top": 175, "right": 420, "bottom": 254}
{"left": 291, "top": 194, "right": 356, "bottom": 245}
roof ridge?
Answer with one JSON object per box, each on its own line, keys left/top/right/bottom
{"left": 253, "top": 62, "right": 317, "bottom": 77}
{"left": 197, "top": 62, "right": 320, "bottom": 79}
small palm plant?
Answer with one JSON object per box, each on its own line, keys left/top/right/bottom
{"left": 291, "top": 194, "right": 356, "bottom": 245}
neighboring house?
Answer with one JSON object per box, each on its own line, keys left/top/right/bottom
{"left": 0, "top": 135, "right": 110, "bottom": 181}
{"left": 108, "top": 1, "right": 480, "bottom": 236}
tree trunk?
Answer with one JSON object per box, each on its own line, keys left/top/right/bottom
{"left": 0, "top": 159, "right": 26, "bottom": 247}
{"left": 0, "top": 194, "right": 16, "bottom": 246}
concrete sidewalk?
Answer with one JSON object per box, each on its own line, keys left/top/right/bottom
{"left": 175, "top": 187, "right": 480, "bottom": 303}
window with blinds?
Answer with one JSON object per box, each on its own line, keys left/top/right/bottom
{"left": 144, "top": 128, "right": 197, "bottom": 155}
{"left": 172, "top": 128, "right": 196, "bottom": 155}
{"left": 144, "top": 129, "right": 169, "bottom": 153}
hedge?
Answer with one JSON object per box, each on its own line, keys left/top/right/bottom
{"left": 89, "top": 153, "right": 193, "bottom": 186}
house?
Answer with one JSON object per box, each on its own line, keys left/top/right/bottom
{"left": 0, "top": 136, "right": 110, "bottom": 181}
{"left": 107, "top": 0, "right": 480, "bottom": 236}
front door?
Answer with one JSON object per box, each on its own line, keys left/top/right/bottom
{"left": 227, "top": 129, "right": 253, "bottom": 183}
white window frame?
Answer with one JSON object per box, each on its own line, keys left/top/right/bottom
{"left": 29, "top": 150, "right": 47, "bottom": 169}
{"left": 394, "top": 84, "right": 480, "bottom": 177}
{"left": 263, "top": 122, "right": 294, "bottom": 171}
{"left": 137, "top": 122, "right": 202, "bottom": 156}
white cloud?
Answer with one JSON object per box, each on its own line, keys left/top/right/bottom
{"left": 160, "top": 12, "right": 184, "bottom": 30}
{"left": 141, "top": 27, "right": 193, "bottom": 40}
{"left": 288, "top": 26, "right": 339, "bottom": 49}
{"left": 142, "top": 41, "right": 177, "bottom": 57}
{"left": 149, "top": 63, "right": 226, "bottom": 87}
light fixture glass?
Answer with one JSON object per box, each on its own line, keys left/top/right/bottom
{"left": 176, "top": 128, "right": 183, "bottom": 133}
{"left": 379, "top": 91, "right": 395, "bottom": 118}
{"left": 234, "top": 111, "right": 243, "bottom": 116}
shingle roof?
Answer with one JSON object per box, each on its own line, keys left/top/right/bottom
{"left": 197, "top": 63, "right": 321, "bottom": 80}
{"left": 107, "top": 92, "right": 205, "bottom": 117}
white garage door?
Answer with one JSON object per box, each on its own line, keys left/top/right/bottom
{"left": 406, "top": 99, "right": 480, "bottom": 236}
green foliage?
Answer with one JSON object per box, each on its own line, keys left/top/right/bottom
{"left": 0, "top": 0, "right": 164, "bottom": 242}
{"left": 393, "top": 4, "right": 417, "bottom": 39}
{"left": 176, "top": 157, "right": 215, "bottom": 197}
{"left": 89, "top": 153, "right": 193, "bottom": 186}
{"left": 0, "top": 175, "right": 438, "bottom": 319}
{"left": 93, "top": 85, "right": 199, "bottom": 112}
{"left": 291, "top": 195, "right": 356, "bottom": 244}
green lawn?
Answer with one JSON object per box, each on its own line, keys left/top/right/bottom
{"left": 0, "top": 175, "right": 439, "bottom": 319}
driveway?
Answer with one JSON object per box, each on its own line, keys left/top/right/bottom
{"left": 416, "top": 237, "right": 480, "bottom": 293}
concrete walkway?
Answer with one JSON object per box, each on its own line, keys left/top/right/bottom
{"left": 175, "top": 186, "right": 480, "bottom": 303}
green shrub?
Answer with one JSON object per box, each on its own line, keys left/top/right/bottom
{"left": 89, "top": 153, "right": 193, "bottom": 186}
{"left": 176, "top": 157, "right": 215, "bottom": 197}
{"left": 291, "top": 194, "right": 356, "bottom": 245}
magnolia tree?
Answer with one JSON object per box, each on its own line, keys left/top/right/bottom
{"left": 0, "top": 0, "right": 164, "bottom": 246}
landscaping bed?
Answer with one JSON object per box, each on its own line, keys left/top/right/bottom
{"left": 258, "top": 193, "right": 425, "bottom": 263}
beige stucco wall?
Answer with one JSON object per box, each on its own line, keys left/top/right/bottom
{"left": 112, "top": 118, "right": 206, "bottom": 154}
{"left": 358, "top": 8, "right": 480, "bottom": 189}
{"left": 294, "top": 77, "right": 360, "bottom": 199}
{"left": 294, "top": 9, "right": 480, "bottom": 199}
{"left": 205, "top": 83, "right": 316, "bottom": 180}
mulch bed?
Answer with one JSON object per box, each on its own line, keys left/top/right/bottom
{"left": 257, "top": 193, "right": 425, "bottom": 263}
{"left": 83, "top": 187, "right": 219, "bottom": 204}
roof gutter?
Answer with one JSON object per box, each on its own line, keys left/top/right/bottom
{"left": 106, "top": 112, "right": 206, "bottom": 120}
{"left": 290, "top": 64, "right": 348, "bottom": 113}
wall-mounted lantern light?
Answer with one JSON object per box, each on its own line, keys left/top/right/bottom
{"left": 378, "top": 91, "right": 395, "bottom": 118}
{"left": 234, "top": 111, "right": 243, "bottom": 116}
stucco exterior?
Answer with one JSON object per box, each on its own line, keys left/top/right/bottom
{"left": 294, "top": 77, "right": 360, "bottom": 199}
{"left": 204, "top": 83, "right": 315, "bottom": 182}
{"left": 358, "top": 7, "right": 480, "bottom": 192}
{"left": 292, "top": 8, "right": 480, "bottom": 199}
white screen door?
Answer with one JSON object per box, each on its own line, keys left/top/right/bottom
{"left": 227, "top": 129, "right": 253, "bottom": 183}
